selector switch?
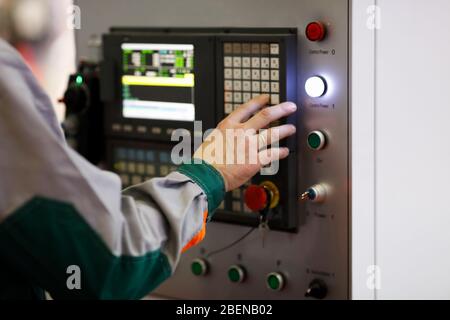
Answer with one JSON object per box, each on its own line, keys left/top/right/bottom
{"left": 266, "top": 272, "right": 285, "bottom": 291}
{"left": 227, "top": 265, "right": 246, "bottom": 283}
{"left": 301, "top": 184, "right": 327, "bottom": 203}
{"left": 305, "top": 279, "right": 328, "bottom": 299}
{"left": 191, "top": 258, "right": 209, "bottom": 276}
{"left": 307, "top": 130, "right": 327, "bottom": 151}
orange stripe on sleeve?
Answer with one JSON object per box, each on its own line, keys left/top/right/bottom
{"left": 182, "top": 210, "right": 208, "bottom": 253}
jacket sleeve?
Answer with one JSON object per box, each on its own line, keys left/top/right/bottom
{"left": 0, "top": 40, "right": 225, "bottom": 299}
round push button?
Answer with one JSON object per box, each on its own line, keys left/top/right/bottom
{"left": 306, "top": 21, "right": 327, "bottom": 42}
{"left": 228, "top": 265, "right": 246, "bottom": 283}
{"left": 266, "top": 272, "right": 285, "bottom": 291}
{"left": 244, "top": 185, "right": 268, "bottom": 212}
{"left": 305, "top": 76, "right": 327, "bottom": 98}
{"left": 307, "top": 130, "right": 327, "bottom": 150}
{"left": 191, "top": 258, "right": 208, "bottom": 276}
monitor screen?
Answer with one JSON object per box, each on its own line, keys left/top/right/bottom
{"left": 121, "top": 43, "right": 195, "bottom": 121}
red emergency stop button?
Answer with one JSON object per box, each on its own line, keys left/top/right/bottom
{"left": 306, "top": 21, "right": 327, "bottom": 42}
{"left": 244, "top": 185, "right": 268, "bottom": 212}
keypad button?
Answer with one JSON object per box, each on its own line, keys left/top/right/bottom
{"left": 224, "top": 80, "right": 233, "bottom": 91}
{"left": 224, "top": 43, "right": 233, "bottom": 54}
{"left": 242, "top": 43, "right": 251, "bottom": 54}
{"left": 224, "top": 68, "right": 233, "bottom": 79}
{"left": 146, "top": 164, "right": 156, "bottom": 175}
{"left": 131, "top": 175, "right": 142, "bottom": 185}
{"left": 232, "top": 189, "right": 242, "bottom": 199}
{"left": 270, "top": 43, "right": 280, "bottom": 55}
{"left": 251, "top": 69, "right": 260, "bottom": 80}
{"left": 127, "top": 162, "right": 136, "bottom": 174}
{"left": 234, "top": 104, "right": 241, "bottom": 110}
{"left": 261, "top": 69, "right": 270, "bottom": 80}
{"left": 233, "top": 69, "right": 242, "bottom": 79}
{"left": 252, "top": 81, "right": 261, "bottom": 92}
{"left": 137, "top": 126, "right": 147, "bottom": 134}
{"left": 251, "top": 57, "right": 260, "bottom": 68}
{"left": 224, "top": 56, "right": 233, "bottom": 67}
{"left": 242, "top": 81, "right": 251, "bottom": 92}
{"left": 151, "top": 127, "right": 162, "bottom": 135}
{"left": 160, "top": 165, "right": 169, "bottom": 176}
{"left": 270, "top": 57, "right": 280, "bottom": 69}
{"left": 251, "top": 43, "right": 260, "bottom": 54}
{"left": 261, "top": 57, "right": 270, "bottom": 68}
{"left": 224, "top": 103, "right": 233, "bottom": 114}
{"left": 233, "top": 57, "right": 242, "bottom": 68}
{"left": 242, "top": 69, "right": 251, "bottom": 80}
{"left": 271, "top": 94, "right": 280, "bottom": 105}
{"left": 120, "top": 174, "right": 130, "bottom": 186}
{"left": 270, "top": 70, "right": 279, "bottom": 81}
{"left": 261, "top": 81, "right": 270, "bottom": 93}
{"left": 252, "top": 93, "right": 261, "bottom": 98}
{"left": 137, "top": 163, "right": 146, "bottom": 175}
{"left": 233, "top": 81, "right": 242, "bottom": 91}
{"left": 233, "top": 92, "right": 242, "bottom": 103}
{"left": 232, "top": 201, "right": 242, "bottom": 212}
{"left": 225, "top": 92, "right": 233, "bottom": 103}
{"left": 242, "top": 57, "right": 251, "bottom": 68}
{"left": 232, "top": 43, "right": 242, "bottom": 54}
{"left": 261, "top": 43, "right": 270, "bottom": 55}
{"left": 243, "top": 92, "right": 252, "bottom": 102}
{"left": 271, "top": 82, "right": 280, "bottom": 93}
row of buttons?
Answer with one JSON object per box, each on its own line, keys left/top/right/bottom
{"left": 225, "top": 81, "right": 279, "bottom": 94}
{"left": 111, "top": 124, "right": 176, "bottom": 136}
{"left": 223, "top": 43, "right": 279, "bottom": 56}
{"left": 224, "top": 57, "right": 279, "bottom": 69}
{"left": 224, "top": 69, "right": 279, "bottom": 81}
{"left": 224, "top": 93, "right": 280, "bottom": 113}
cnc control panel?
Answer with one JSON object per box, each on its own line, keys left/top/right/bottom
{"left": 94, "top": 0, "right": 350, "bottom": 300}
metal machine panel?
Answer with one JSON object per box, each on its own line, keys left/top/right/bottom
{"left": 75, "top": 0, "right": 350, "bottom": 299}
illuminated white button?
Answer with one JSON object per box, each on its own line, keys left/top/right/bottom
{"left": 305, "top": 76, "right": 327, "bottom": 98}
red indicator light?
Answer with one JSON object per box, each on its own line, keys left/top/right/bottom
{"left": 306, "top": 21, "right": 327, "bottom": 42}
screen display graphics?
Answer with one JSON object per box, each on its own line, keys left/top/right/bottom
{"left": 121, "top": 43, "right": 195, "bottom": 122}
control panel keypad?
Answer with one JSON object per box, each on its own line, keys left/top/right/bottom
{"left": 113, "top": 147, "right": 177, "bottom": 188}
{"left": 223, "top": 42, "right": 281, "bottom": 115}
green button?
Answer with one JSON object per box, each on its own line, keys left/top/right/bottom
{"left": 228, "top": 265, "right": 245, "bottom": 283}
{"left": 267, "top": 272, "right": 284, "bottom": 291}
{"left": 307, "top": 131, "right": 326, "bottom": 150}
{"left": 191, "top": 259, "right": 208, "bottom": 276}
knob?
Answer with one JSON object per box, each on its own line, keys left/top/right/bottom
{"left": 305, "top": 21, "right": 327, "bottom": 42}
{"left": 305, "top": 76, "right": 327, "bottom": 98}
{"left": 266, "top": 272, "right": 285, "bottom": 291}
{"left": 227, "top": 265, "right": 246, "bottom": 283}
{"left": 300, "top": 184, "right": 327, "bottom": 203}
{"left": 307, "top": 130, "right": 327, "bottom": 151}
{"left": 191, "top": 258, "right": 208, "bottom": 276}
{"left": 305, "top": 279, "right": 328, "bottom": 299}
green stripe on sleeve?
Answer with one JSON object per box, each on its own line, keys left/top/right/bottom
{"left": 0, "top": 197, "right": 171, "bottom": 300}
{"left": 177, "top": 159, "right": 225, "bottom": 216}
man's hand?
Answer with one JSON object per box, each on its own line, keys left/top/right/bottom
{"left": 194, "top": 94, "right": 297, "bottom": 191}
